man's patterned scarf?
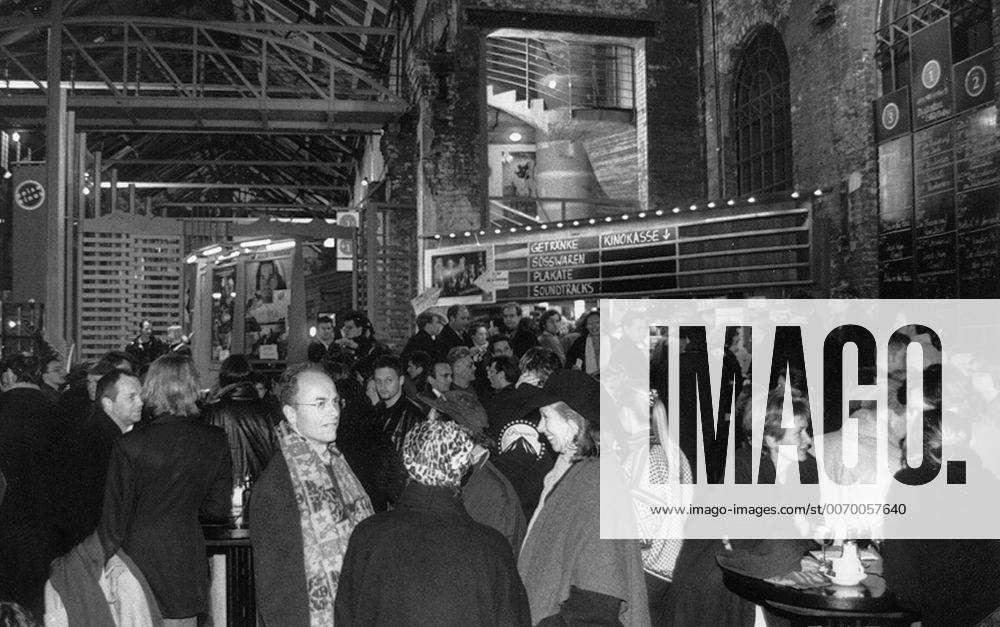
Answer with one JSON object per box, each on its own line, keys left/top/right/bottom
{"left": 277, "top": 421, "right": 374, "bottom": 625}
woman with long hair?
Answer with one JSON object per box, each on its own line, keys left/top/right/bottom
{"left": 99, "top": 354, "right": 231, "bottom": 626}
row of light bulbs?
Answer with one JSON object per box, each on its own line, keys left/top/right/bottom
{"left": 429, "top": 189, "right": 825, "bottom": 240}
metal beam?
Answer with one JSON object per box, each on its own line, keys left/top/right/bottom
{"left": 0, "top": 16, "right": 396, "bottom": 36}
{"left": 156, "top": 202, "right": 339, "bottom": 208}
{"left": 100, "top": 181, "right": 349, "bottom": 191}
{"left": 103, "top": 158, "right": 354, "bottom": 168}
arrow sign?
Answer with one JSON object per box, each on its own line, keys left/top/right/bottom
{"left": 474, "top": 269, "right": 509, "bottom": 292}
{"left": 411, "top": 287, "right": 442, "bottom": 314}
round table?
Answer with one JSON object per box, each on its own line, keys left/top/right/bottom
{"left": 717, "top": 551, "right": 917, "bottom": 627}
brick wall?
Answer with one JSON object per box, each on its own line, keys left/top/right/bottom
{"left": 702, "top": 0, "right": 882, "bottom": 296}
{"left": 644, "top": 0, "right": 705, "bottom": 208}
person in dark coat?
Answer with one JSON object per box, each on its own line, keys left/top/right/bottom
{"left": 0, "top": 355, "right": 62, "bottom": 616}
{"left": 123, "top": 319, "right": 168, "bottom": 375}
{"left": 564, "top": 310, "right": 600, "bottom": 377}
{"left": 400, "top": 311, "right": 447, "bottom": 364}
{"left": 372, "top": 355, "right": 428, "bottom": 507}
{"left": 439, "top": 304, "right": 474, "bottom": 352}
{"left": 501, "top": 303, "right": 538, "bottom": 359}
{"left": 49, "top": 369, "right": 143, "bottom": 555}
{"left": 98, "top": 354, "right": 231, "bottom": 625}
{"left": 250, "top": 364, "right": 374, "bottom": 626}
{"left": 201, "top": 354, "right": 278, "bottom": 486}
{"left": 306, "top": 315, "right": 340, "bottom": 363}
{"left": 335, "top": 419, "right": 531, "bottom": 626}
{"left": 334, "top": 311, "right": 384, "bottom": 362}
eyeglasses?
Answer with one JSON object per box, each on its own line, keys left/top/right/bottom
{"left": 293, "top": 398, "right": 341, "bottom": 411}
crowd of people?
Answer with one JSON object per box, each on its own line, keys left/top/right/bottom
{"left": 2, "top": 304, "right": 1000, "bottom": 627}
{"left": 0, "top": 302, "right": 659, "bottom": 627}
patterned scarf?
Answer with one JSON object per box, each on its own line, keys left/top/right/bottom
{"left": 277, "top": 421, "right": 374, "bottom": 626}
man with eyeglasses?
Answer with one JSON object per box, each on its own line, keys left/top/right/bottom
{"left": 249, "top": 363, "right": 374, "bottom": 626}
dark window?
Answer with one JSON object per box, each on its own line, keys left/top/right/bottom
{"left": 876, "top": 0, "right": 992, "bottom": 94}
{"left": 733, "top": 26, "right": 793, "bottom": 196}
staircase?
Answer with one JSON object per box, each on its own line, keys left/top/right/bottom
{"left": 486, "top": 84, "right": 562, "bottom": 135}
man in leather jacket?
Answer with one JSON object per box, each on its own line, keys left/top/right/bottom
{"left": 371, "top": 355, "right": 427, "bottom": 507}
{"left": 201, "top": 355, "right": 278, "bottom": 485}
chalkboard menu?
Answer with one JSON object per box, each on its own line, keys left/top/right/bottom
{"left": 913, "top": 119, "right": 957, "bottom": 295}
{"left": 876, "top": 32, "right": 999, "bottom": 297}
{"left": 955, "top": 105, "right": 1000, "bottom": 297}
{"left": 877, "top": 104, "right": 1000, "bottom": 297}
{"left": 484, "top": 204, "right": 812, "bottom": 300}
{"left": 878, "top": 136, "right": 915, "bottom": 297}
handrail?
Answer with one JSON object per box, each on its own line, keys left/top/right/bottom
{"left": 489, "top": 196, "right": 640, "bottom": 227}
{"left": 485, "top": 35, "right": 635, "bottom": 110}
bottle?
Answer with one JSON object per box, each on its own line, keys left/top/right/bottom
{"left": 241, "top": 474, "right": 252, "bottom": 527}
{"left": 231, "top": 481, "right": 244, "bottom": 526}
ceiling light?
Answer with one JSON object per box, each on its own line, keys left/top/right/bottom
{"left": 638, "top": 212, "right": 646, "bottom": 218}
{"left": 814, "top": 188, "right": 823, "bottom": 196}
{"left": 361, "top": 177, "right": 369, "bottom": 186}
{"left": 264, "top": 240, "right": 296, "bottom": 252}
{"left": 655, "top": 209, "right": 664, "bottom": 216}
{"left": 185, "top": 254, "right": 198, "bottom": 264}
{"left": 494, "top": 229, "right": 501, "bottom": 234}
{"left": 791, "top": 191, "right": 801, "bottom": 199}
{"left": 508, "top": 132, "right": 523, "bottom": 142}
{"left": 201, "top": 245, "right": 223, "bottom": 257}
{"left": 672, "top": 207, "right": 680, "bottom": 213}
{"left": 323, "top": 238, "right": 337, "bottom": 248}
{"left": 547, "top": 80, "right": 557, "bottom": 89}
{"left": 11, "top": 132, "right": 20, "bottom": 143}
{"left": 748, "top": 196, "right": 757, "bottom": 203}
{"left": 727, "top": 199, "right": 736, "bottom": 206}
{"left": 240, "top": 238, "right": 272, "bottom": 248}
{"left": 556, "top": 222, "right": 564, "bottom": 228}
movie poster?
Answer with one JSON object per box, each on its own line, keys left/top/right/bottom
{"left": 244, "top": 255, "right": 291, "bottom": 360}
{"left": 424, "top": 244, "right": 495, "bottom": 306}
{"left": 211, "top": 265, "right": 237, "bottom": 362}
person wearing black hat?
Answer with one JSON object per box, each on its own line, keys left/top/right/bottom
{"left": 517, "top": 370, "right": 650, "bottom": 627}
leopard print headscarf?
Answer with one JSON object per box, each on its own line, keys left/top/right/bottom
{"left": 403, "top": 419, "right": 475, "bottom": 488}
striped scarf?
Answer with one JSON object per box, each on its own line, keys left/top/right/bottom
{"left": 277, "top": 421, "right": 374, "bottom": 625}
